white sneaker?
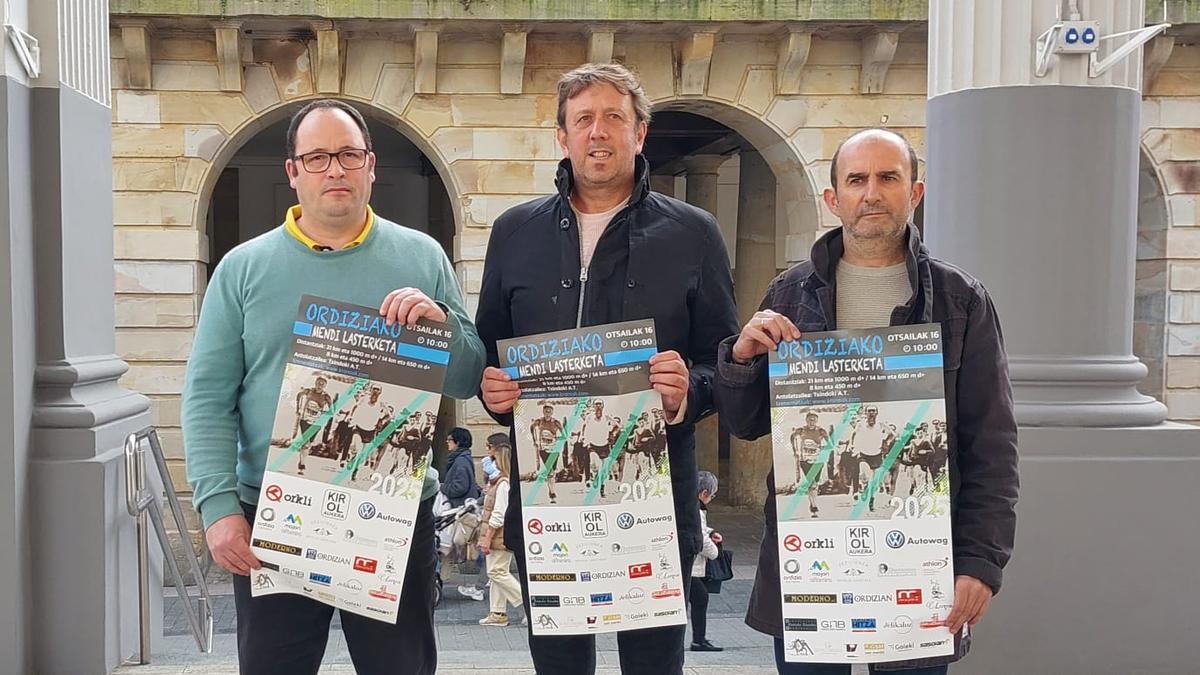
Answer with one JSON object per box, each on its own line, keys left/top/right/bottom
{"left": 457, "top": 585, "right": 484, "bottom": 601}
{"left": 479, "top": 612, "right": 509, "bottom": 626}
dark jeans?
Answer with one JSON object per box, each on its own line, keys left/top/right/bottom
{"left": 773, "top": 639, "right": 948, "bottom": 675}
{"left": 515, "top": 545, "right": 695, "bottom": 674}
{"left": 232, "top": 496, "right": 437, "bottom": 675}
{"left": 688, "top": 576, "right": 709, "bottom": 642}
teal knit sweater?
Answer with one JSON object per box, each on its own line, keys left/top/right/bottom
{"left": 182, "top": 217, "right": 485, "bottom": 530}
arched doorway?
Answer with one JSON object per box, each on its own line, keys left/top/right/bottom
{"left": 646, "top": 101, "right": 821, "bottom": 506}
{"left": 196, "top": 99, "right": 462, "bottom": 462}
{"left": 1134, "top": 149, "right": 1171, "bottom": 401}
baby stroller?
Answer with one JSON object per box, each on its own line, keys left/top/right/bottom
{"left": 432, "top": 493, "right": 481, "bottom": 608}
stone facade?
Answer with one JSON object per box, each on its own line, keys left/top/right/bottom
{"left": 108, "top": 5, "right": 1200, "bottom": 521}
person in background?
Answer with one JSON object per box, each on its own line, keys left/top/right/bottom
{"left": 478, "top": 436, "right": 524, "bottom": 626}
{"left": 690, "top": 470, "right": 723, "bottom": 652}
{"left": 459, "top": 434, "right": 504, "bottom": 602}
{"left": 441, "top": 427, "right": 481, "bottom": 508}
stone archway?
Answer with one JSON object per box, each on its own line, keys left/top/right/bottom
{"left": 1134, "top": 148, "right": 1171, "bottom": 401}
{"left": 646, "top": 97, "right": 822, "bottom": 506}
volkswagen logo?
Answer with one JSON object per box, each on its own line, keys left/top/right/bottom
{"left": 885, "top": 530, "right": 906, "bottom": 549}
{"left": 616, "top": 513, "right": 635, "bottom": 530}
{"left": 358, "top": 502, "right": 377, "bottom": 519}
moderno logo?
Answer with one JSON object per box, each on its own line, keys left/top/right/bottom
{"left": 252, "top": 538, "right": 302, "bottom": 556}
{"left": 530, "top": 573, "right": 577, "bottom": 582}
{"left": 784, "top": 594, "right": 837, "bottom": 604}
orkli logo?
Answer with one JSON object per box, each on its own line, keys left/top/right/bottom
{"left": 885, "top": 530, "right": 906, "bottom": 549}
{"left": 616, "top": 513, "right": 636, "bottom": 530}
{"left": 265, "top": 484, "right": 312, "bottom": 506}
{"left": 784, "top": 534, "right": 834, "bottom": 552}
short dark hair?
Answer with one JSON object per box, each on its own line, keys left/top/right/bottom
{"left": 829, "top": 128, "right": 919, "bottom": 190}
{"left": 286, "top": 99, "right": 373, "bottom": 159}
{"left": 448, "top": 427, "right": 472, "bottom": 449}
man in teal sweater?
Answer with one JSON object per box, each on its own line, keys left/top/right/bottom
{"left": 183, "top": 99, "right": 484, "bottom": 675}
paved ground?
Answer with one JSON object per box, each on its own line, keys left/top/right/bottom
{"left": 119, "top": 504, "right": 815, "bottom": 674}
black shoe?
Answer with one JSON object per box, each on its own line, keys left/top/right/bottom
{"left": 691, "top": 639, "right": 723, "bottom": 652}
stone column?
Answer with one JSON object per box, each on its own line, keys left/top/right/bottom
{"left": 728, "top": 151, "right": 777, "bottom": 507}
{"left": 925, "top": 3, "right": 1200, "bottom": 673}
{"left": 682, "top": 155, "right": 727, "bottom": 477}
{"left": 649, "top": 172, "right": 676, "bottom": 197}
{"left": 925, "top": 0, "right": 1165, "bottom": 426}
{"left": 2, "top": 3, "right": 152, "bottom": 674}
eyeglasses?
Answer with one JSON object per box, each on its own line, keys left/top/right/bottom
{"left": 293, "top": 148, "right": 368, "bottom": 173}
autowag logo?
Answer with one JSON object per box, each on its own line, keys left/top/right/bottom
{"left": 358, "top": 502, "right": 377, "bottom": 520}
{"left": 264, "top": 484, "right": 312, "bottom": 507}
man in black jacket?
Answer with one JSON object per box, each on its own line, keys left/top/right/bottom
{"left": 715, "top": 129, "right": 1019, "bottom": 673}
{"left": 441, "top": 426, "right": 481, "bottom": 508}
{"left": 474, "top": 63, "right": 738, "bottom": 675}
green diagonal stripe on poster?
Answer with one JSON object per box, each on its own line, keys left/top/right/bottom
{"left": 331, "top": 392, "right": 431, "bottom": 485}
{"left": 583, "top": 391, "right": 650, "bottom": 506}
{"left": 781, "top": 403, "right": 861, "bottom": 521}
{"left": 849, "top": 400, "right": 932, "bottom": 520}
{"left": 523, "top": 398, "right": 590, "bottom": 507}
{"left": 268, "top": 377, "right": 368, "bottom": 473}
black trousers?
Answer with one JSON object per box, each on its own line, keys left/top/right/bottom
{"left": 232, "top": 496, "right": 437, "bottom": 675}
{"left": 515, "top": 545, "right": 695, "bottom": 675}
{"left": 688, "top": 576, "right": 709, "bottom": 642}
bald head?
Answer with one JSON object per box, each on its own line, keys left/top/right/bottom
{"left": 829, "top": 128, "right": 919, "bottom": 191}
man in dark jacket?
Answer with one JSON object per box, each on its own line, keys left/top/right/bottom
{"left": 474, "top": 63, "right": 738, "bottom": 675}
{"left": 441, "top": 426, "right": 481, "bottom": 508}
{"left": 715, "top": 129, "right": 1019, "bottom": 673}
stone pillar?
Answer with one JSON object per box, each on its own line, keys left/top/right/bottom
{"left": 1, "top": 3, "right": 152, "bottom": 674}
{"left": 649, "top": 172, "right": 676, "bottom": 197}
{"left": 728, "top": 151, "right": 777, "bottom": 507}
{"left": 682, "top": 155, "right": 727, "bottom": 477}
{"left": 925, "top": 3, "right": 1200, "bottom": 673}
{"left": 925, "top": 0, "right": 1165, "bottom": 427}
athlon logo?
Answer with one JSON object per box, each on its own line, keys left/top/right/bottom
{"left": 616, "top": 513, "right": 635, "bottom": 530}
{"left": 353, "top": 557, "right": 378, "bottom": 574}
{"left": 264, "top": 484, "right": 313, "bottom": 506}
{"left": 785, "top": 618, "right": 819, "bottom": 632}
{"left": 885, "top": 530, "right": 906, "bottom": 549}
{"left": 358, "top": 502, "right": 377, "bottom": 519}
{"left": 922, "top": 558, "right": 950, "bottom": 573}
{"left": 896, "top": 588, "right": 923, "bottom": 605}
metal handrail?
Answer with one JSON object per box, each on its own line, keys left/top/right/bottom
{"left": 124, "top": 427, "right": 214, "bottom": 663}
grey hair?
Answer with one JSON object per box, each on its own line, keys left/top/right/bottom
{"left": 556, "top": 62, "right": 652, "bottom": 128}
{"left": 697, "top": 470, "right": 719, "bottom": 497}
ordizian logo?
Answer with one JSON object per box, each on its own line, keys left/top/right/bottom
{"left": 616, "top": 513, "right": 635, "bottom": 530}
{"left": 885, "top": 530, "right": 906, "bottom": 549}
{"left": 359, "top": 502, "right": 377, "bottom": 519}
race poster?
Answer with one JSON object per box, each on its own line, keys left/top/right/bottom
{"left": 769, "top": 324, "right": 956, "bottom": 663}
{"left": 248, "top": 294, "right": 452, "bottom": 622}
{"left": 499, "top": 319, "right": 687, "bottom": 635}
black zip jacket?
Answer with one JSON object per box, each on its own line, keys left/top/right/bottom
{"left": 475, "top": 155, "right": 739, "bottom": 560}
{"left": 714, "top": 224, "right": 1019, "bottom": 668}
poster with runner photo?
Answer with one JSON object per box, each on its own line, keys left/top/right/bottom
{"left": 248, "top": 295, "right": 452, "bottom": 623}
{"left": 499, "top": 319, "right": 686, "bottom": 636}
{"left": 769, "top": 324, "right": 957, "bottom": 663}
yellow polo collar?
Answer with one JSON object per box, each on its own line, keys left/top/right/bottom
{"left": 284, "top": 205, "right": 375, "bottom": 250}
